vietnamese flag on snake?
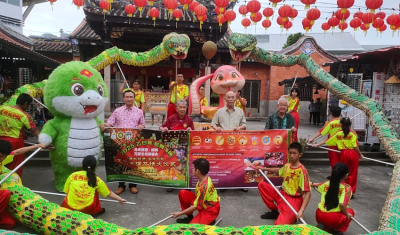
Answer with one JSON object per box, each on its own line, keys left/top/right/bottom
{"left": 188, "top": 130, "right": 291, "bottom": 188}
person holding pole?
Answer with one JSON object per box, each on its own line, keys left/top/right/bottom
{"left": 0, "top": 140, "right": 45, "bottom": 229}
{"left": 171, "top": 158, "right": 220, "bottom": 225}
{"left": 0, "top": 93, "right": 41, "bottom": 177}
{"left": 312, "top": 118, "right": 363, "bottom": 196}
{"left": 167, "top": 74, "right": 189, "bottom": 119}
{"left": 310, "top": 162, "right": 354, "bottom": 235}
{"left": 256, "top": 142, "right": 311, "bottom": 224}
{"left": 309, "top": 106, "right": 342, "bottom": 170}
{"left": 61, "top": 155, "right": 127, "bottom": 217}
{"left": 282, "top": 88, "right": 300, "bottom": 141}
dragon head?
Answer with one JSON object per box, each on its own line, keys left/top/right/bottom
{"left": 211, "top": 65, "right": 245, "bottom": 94}
{"left": 44, "top": 61, "right": 109, "bottom": 118}
{"left": 162, "top": 33, "right": 190, "bottom": 60}
{"left": 228, "top": 33, "right": 257, "bottom": 63}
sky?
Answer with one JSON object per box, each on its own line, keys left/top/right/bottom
{"left": 23, "top": 0, "right": 400, "bottom": 45}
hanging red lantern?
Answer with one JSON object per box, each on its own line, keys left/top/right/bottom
{"left": 263, "top": 7, "right": 273, "bottom": 20}
{"left": 172, "top": 9, "right": 183, "bottom": 28}
{"left": 224, "top": 10, "right": 236, "bottom": 25}
{"left": 353, "top": 11, "right": 363, "bottom": 19}
{"left": 239, "top": 5, "right": 248, "bottom": 18}
{"left": 251, "top": 12, "right": 262, "bottom": 25}
{"left": 337, "top": 0, "right": 354, "bottom": 13}
{"left": 338, "top": 22, "right": 347, "bottom": 32}
{"left": 290, "top": 8, "right": 298, "bottom": 21}
{"left": 178, "top": 0, "right": 192, "bottom": 10}
{"left": 247, "top": 0, "right": 261, "bottom": 17}
{"left": 216, "top": 15, "right": 226, "bottom": 32}
{"left": 365, "top": 0, "right": 382, "bottom": 13}
{"left": 73, "top": 0, "right": 84, "bottom": 9}
{"left": 284, "top": 21, "right": 293, "bottom": 31}
{"left": 379, "top": 24, "right": 387, "bottom": 33}
{"left": 214, "top": 6, "right": 225, "bottom": 15}
{"left": 277, "top": 16, "right": 286, "bottom": 28}
{"left": 375, "top": 11, "right": 386, "bottom": 19}
{"left": 99, "top": 0, "right": 110, "bottom": 13}
{"left": 321, "top": 22, "right": 330, "bottom": 34}
{"left": 306, "top": 8, "right": 321, "bottom": 26}
{"left": 163, "top": 0, "right": 178, "bottom": 17}
{"left": 350, "top": 18, "right": 362, "bottom": 30}
{"left": 149, "top": 7, "right": 159, "bottom": 27}
{"left": 362, "top": 12, "right": 374, "bottom": 28}
{"left": 215, "top": 0, "right": 229, "bottom": 16}
{"left": 242, "top": 18, "right": 251, "bottom": 29}
{"left": 134, "top": 0, "right": 147, "bottom": 17}
{"left": 387, "top": 14, "right": 400, "bottom": 30}
{"left": 360, "top": 23, "right": 369, "bottom": 31}
{"left": 269, "top": 0, "right": 282, "bottom": 8}
{"left": 195, "top": 5, "right": 207, "bottom": 30}
{"left": 262, "top": 19, "right": 272, "bottom": 31}
{"left": 372, "top": 17, "right": 384, "bottom": 30}
{"left": 48, "top": 0, "right": 57, "bottom": 6}
{"left": 278, "top": 5, "right": 292, "bottom": 23}
{"left": 300, "top": 0, "right": 316, "bottom": 9}
{"left": 189, "top": 1, "right": 199, "bottom": 21}
{"left": 328, "top": 16, "right": 340, "bottom": 29}
{"left": 125, "top": 4, "right": 136, "bottom": 17}
{"left": 335, "top": 9, "right": 350, "bottom": 23}
{"left": 302, "top": 18, "right": 312, "bottom": 32}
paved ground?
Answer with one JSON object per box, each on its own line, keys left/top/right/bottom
{"left": 10, "top": 121, "right": 394, "bottom": 234}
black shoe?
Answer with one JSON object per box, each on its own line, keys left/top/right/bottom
{"left": 176, "top": 215, "right": 194, "bottom": 224}
{"left": 327, "top": 176, "right": 331, "bottom": 180}
{"left": 351, "top": 195, "right": 355, "bottom": 199}
{"left": 209, "top": 219, "right": 216, "bottom": 225}
{"left": 240, "top": 188, "right": 248, "bottom": 192}
{"left": 331, "top": 231, "right": 344, "bottom": 235}
{"left": 166, "top": 188, "right": 174, "bottom": 192}
{"left": 260, "top": 210, "right": 279, "bottom": 219}
{"left": 92, "top": 208, "right": 106, "bottom": 218}
{"left": 219, "top": 189, "right": 226, "bottom": 192}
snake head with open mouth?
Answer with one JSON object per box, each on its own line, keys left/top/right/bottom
{"left": 228, "top": 33, "right": 257, "bottom": 63}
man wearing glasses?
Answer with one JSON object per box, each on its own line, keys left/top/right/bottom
{"left": 264, "top": 97, "right": 297, "bottom": 134}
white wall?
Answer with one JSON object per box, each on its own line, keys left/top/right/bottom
{"left": 0, "top": 1, "right": 23, "bottom": 34}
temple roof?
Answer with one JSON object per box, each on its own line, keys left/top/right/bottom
{"left": 70, "top": 19, "right": 101, "bottom": 40}
{"left": 31, "top": 38, "right": 72, "bottom": 53}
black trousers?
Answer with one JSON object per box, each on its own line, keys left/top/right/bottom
{"left": 313, "top": 112, "right": 320, "bottom": 124}
{"left": 118, "top": 182, "right": 137, "bottom": 188}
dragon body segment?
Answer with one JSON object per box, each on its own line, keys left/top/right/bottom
{"left": 228, "top": 32, "right": 400, "bottom": 233}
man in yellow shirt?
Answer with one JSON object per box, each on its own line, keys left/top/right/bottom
{"left": 168, "top": 74, "right": 189, "bottom": 119}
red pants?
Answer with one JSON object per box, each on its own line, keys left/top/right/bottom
{"left": 316, "top": 208, "right": 354, "bottom": 233}
{"left": 258, "top": 181, "right": 303, "bottom": 225}
{"left": 291, "top": 111, "right": 299, "bottom": 142}
{"left": 327, "top": 146, "right": 341, "bottom": 169}
{"left": 0, "top": 190, "right": 16, "bottom": 229}
{"left": 178, "top": 190, "right": 220, "bottom": 225}
{"left": 61, "top": 193, "right": 102, "bottom": 215}
{"left": 341, "top": 149, "right": 359, "bottom": 194}
{"left": 0, "top": 137, "right": 25, "bottom": 177}
{"left": 167, "top": 102, "right": 177, "bottom": 119}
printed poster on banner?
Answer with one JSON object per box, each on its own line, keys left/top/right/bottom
{"left": 104, "top": 129, "right": 188, "bottom": 188}
{"left": 188, "top": 130, "right": 291, "bottom": 189}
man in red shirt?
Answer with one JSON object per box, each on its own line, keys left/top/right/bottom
{"left": 160, "top": 100, "right": 194, "bottom": 132}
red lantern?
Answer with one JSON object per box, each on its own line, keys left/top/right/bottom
{"left": 365, "top": 0, "right": 383, "bottom": 13}
{"left": 134, "top": 0, "right": 147, "bottom": 17}
{"left": 195, "top": 5, "right": 207, "bottom": 30}
{"left": 163, "top": 0, "right": 178, "bottom": 17}
{"left": 362, "top": 12, "right": 374, "bottom": 27}
{"left": 360, "top": 23, "right": 369, "bottom": 31}
{"left": 379, "top": 24, "right": 387, "bottom": 33}
{"left": 214, "top": 6, "right": 225, "bottom": 15}
{"left": 247, "top": 0, "right": 261, "bottom": 17}
{"left": 277, "top": 16, "right": 286, "bottom": 28}
{"left": 73, "top": 0, "right": 84, "bottom": 9}
{"left": 284, "top": 20, "right": 292, "bottom": 31}
{"left": 224, "top": 10, "right": 236, "bottom": 25}
{"left": 290, "top": 8, "right": 298, "bottom": 21}
{"left": 125, "top": 4, "right": 136, "bottom": 17}
{"left": 215, "top": 0, "right": 229, "bottom": 16}
{"left": 337, "top": 0, "right": 354, "bottom": 13}
{"left": 197, "top": 14, "right": 207, "bottom": 30}
{"left": 217, "top": 15, "right": 226, "bottom": 32}
{"left": 306, "top": 8, "right": 321, "bottom": 26}
{"left": 242, "top": 18, "right": 251, "bottom": 29}
{"left": 372, "top": 17, "right": 384, "bottom": 30}
{"left": 321, "top": 22, "right": 330, "bottom": 34}
{"left": 269, "top": 0, "right": 282, "bottom": 8}
{"left": 173, "top": 9, "right": 183, "bottom": 28}
{"left": 262, "top": 19, "right": 272, "bottom": 31}
{"left": 328, "top": 16, "right": 340, "bottom": 29}
{"left": 263, "top": 7, "right": 273, "bottom": 20}
{"left": 300, "top": 0, "right": 316, "bottom": 9}
{"left": 251, "top": 12, "right": 262, "bottom": 25}
{"left": 48, "top": 0, "right": 57, "bottom": 5}
{"left": 350, "top": 18, "right": 362, "bottom": 30}
{"left": 302, "top": 18, "right": 312, "bottom": 32}
{"left": 338, "top": 22, "right": 348, "bottom": 32}
{"left": 387, "top": 14, "right": 400, "bottom": 30}
{"left": 189, "top": 1, "right": 199, "bottom": 21}
{"left": 239, "top": 5, "right": 248, "bottom": 18}
{"left": 149, "top": 7, "right": 159, "bottom": 26}
{"left": 278, "top": 5, "right": 292, "bottom": 23}
{"left": 335, "top": 9, "right": 350, "bottom": 23}
{"left": 99, "top": 0, "right": 110, "bottom": 13}
{"left": 353, "top": 11, "right": 363, "bottom": 19}
{"left": 178, "top": 0, "right": 192, "bottom": 10}
{"left": 375, "top": 11, "right": 386, "bottom": 19}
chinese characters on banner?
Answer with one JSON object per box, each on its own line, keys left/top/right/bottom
{"left": 104, "top": 129, "right": 290, "bottom": 189}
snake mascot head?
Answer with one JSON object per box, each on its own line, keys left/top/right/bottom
{"left": 38, "top": 61, "right": 109, "bottom": 192}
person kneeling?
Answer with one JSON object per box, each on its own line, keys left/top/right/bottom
{"left": 62, "top": 156, "right": 126, "bottom": 217}
{"left": 171, "top": 158, "right": 220, "bottom": 225}
{"left": 311, "top": 162, "right": 354, "bottom": 235}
